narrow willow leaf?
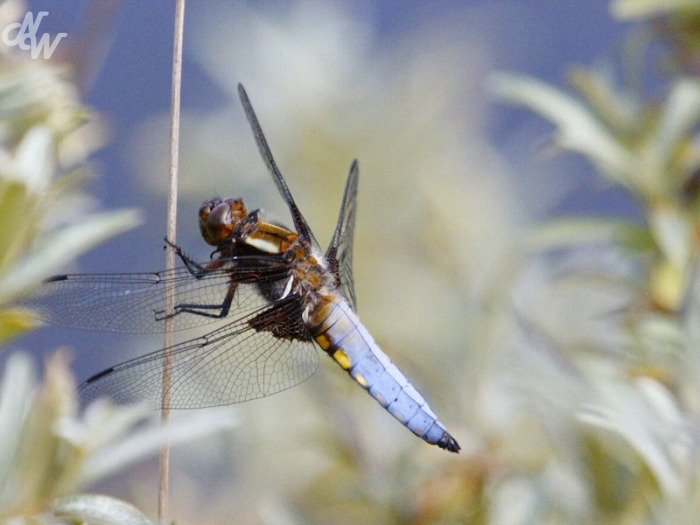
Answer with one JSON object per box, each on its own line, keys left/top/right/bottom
{"left": 0, "top": 208, "right": 142, "bottom": 302}
{"left": 649, "top": 203, "right": 692, "bottom": 269}
{"left": 0, "top": 353, "right": 35, "bottom": 502}
{"left": 7, "top": 351, "right": 77, "bottom": 512}
{"left": 528, "top": 217, "right": 652, "bottom": 253}
{"left": 82, "top": 408, "right": 238, "bottom": 486}
{"left": 651, "top": 259, "right": 688, "bottom": 311}
{"left": 567, "top": 66, "right": 640, "bottom": 134}
{"left": 0, "top": 179, "right": 31, "bottom": 276}
{"left": 610, "top": 0, "right": 700, "bottom": 20}
{"left": 0, "top": 308, "right": 37, "bottom": 343}
{"left": 489, "top": 72, "right": 641, "bottom": 191}
{"left": 5, "top": 126, "right": 53, "bottom": 193}
{"left": 579, "top": 377, "right": 688, "bottom": 500}
{"left": 52, "top": 494, "right": 155, "bottom": 525}
{"left": 651, "top": 79, "right": 700, "bottom": 172}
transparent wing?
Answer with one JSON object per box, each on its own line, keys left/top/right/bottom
{"left": 18, "top": 255, "right": 291, "bottom": 333}
{"left": 325, "top": 160, "right": 359, "bottom": 310}
{"left": 79, "top": 295, "right": 320, "bottom": 409}
{"left": 238, "top": 83, "right": 319, "bottom": 248}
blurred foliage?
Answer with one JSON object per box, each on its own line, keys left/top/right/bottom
{"left": 0, "top": 1, "right": 141, "bottom": 336}
{"left": 0, "top": 351, "right": 156, "bottom": 524}
{"left": 0, "top": 1, "right": 149, "bottom": 521}
{"left": 0, "top": 349, "right": 237, "bottom": 524}
{"left": 0, "top": 2, "right": 235, "bottom": 524}
{"left": 9, "top": 1, "right": 700, "bottom": 524}
{"left": 479, "top": 1, "right": 700, "bottom": 524}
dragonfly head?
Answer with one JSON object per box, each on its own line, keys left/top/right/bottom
{"left": 199, "top": 197, "right": 247, "bottom": 246}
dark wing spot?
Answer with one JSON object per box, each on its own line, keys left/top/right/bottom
{"left": 248, "top": 296, "right": 312, "bottom": 342}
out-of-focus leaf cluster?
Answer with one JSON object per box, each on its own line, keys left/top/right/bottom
{"left": 477, "top": 2, "right": 700, "bottom": 523}
{"left": 0, "top": 3, "right": 238, "bottom": 524}
{"left": 8, "top": 1, "right": 700, "bottom": 524}
{"left": 611, "top": 0, "right": 700, "bottom": 74}
{"left": 0, "top": 33, "right": 141, "bottom": 341}
{"left": 491, "top": 69, "right": 700, "bottom": 312}
{"left": 0, "top": 349, "right": 238, "bottom": 524}
{"left": 0, "top": 4, "right": 157, "bottom": 522}
{"left": 0, "top": 351, "right": 156, "bottom": 524}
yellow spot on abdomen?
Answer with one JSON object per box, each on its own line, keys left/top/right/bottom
{"left": 315, "top": 333, "right": 332, "bottom": 351}
{"left": 332, "top": 349, "right": 351, "bottom": 370}
{"left": 354, "top": 373, "right": 368, "bottom": 387}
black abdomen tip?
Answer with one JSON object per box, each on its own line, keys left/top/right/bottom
{"left": 437, "top": 431, "right": 461, "bottom": 453}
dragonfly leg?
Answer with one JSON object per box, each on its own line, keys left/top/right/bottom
{"left": 153, "top": 280, "right": 237, "bottom": 321}
{"left": 164, "top": 237, "right": 211, "bottom": 278}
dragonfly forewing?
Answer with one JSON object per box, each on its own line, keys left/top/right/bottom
{"left": 18, "top": 256, "right": 291, "bottom": 333}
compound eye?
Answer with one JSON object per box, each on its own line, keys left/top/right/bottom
{"left": 200, "top": 201, "right": 233, "bottom": 245}
{"left": 198, "top": 198, "right": 221, "bottom": 223}
{"left": 198, "top": 197, "right": 247, "bottom": 246}
{"left": 198, "top": 204, "right": 212, "bottom": 224}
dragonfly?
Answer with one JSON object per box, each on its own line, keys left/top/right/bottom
{"left": 20, "top": 84, "right": 460, "bottom": 453}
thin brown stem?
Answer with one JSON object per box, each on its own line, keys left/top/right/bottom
{"left": 159, "top": 0, "right": 185, "bottom": 523}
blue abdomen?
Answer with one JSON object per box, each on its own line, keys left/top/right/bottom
{"left": 310, "top": 294, "right": 459, "bottom": 453}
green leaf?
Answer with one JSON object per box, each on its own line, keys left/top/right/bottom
{"left": 7, "top": 351, "right": 78, "bottom": 511}
{"left": 528, "top": 217, "right": 653, "bottom": 253}
{"left": 610, "top": 0, "right": 700, "bottom": 20}
{"left": 649, "top": 79, "right": 700, "bottom": 180}
{"left": 0, "top": 353, "right": 35, "bottom": 501}
{"left": 567, "top": 66, "right": 641, "bottom": 135}
{"left": 648, "top": 203, "right": 692, "bottom": 268}
{"left": 52, "top": 494, "right": 156, "bottom": 525}
{"left": 0, "top": 178, "right": 32, "bottom": 277}
{"left": 0, "top": 307, "right": 38, "bottom": 343}
{"left": 82, "top": 407, "right": 238, "bottom": 486}
{"left": 578, "top": 376, "right": 687, "bottom": 500}
{"left": 0, "top": 208, "right": 142, "bottom": 302}
{"left": 489, "top": 72, "right": 642, "bottom": 192}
